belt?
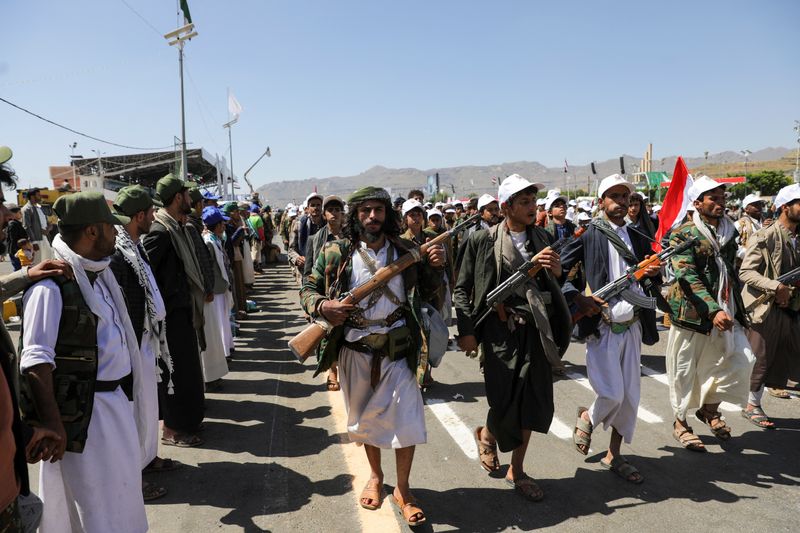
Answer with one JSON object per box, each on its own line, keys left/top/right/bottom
{"left": 343, "top": 329, "right": 411, "bottom": 388}
{"left": 96, "top": 373, "right": 133, "bottom": 401}
{"left": 601, "top": 312, "right": 640, "bottom": 335}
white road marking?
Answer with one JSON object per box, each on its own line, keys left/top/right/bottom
{"left": 566, "top": 370, "right": 663, "bottom": 423}
{"left": 549, "top": 417, "right": 573, "bottom": 440}
{"left": 425, "top": 399, "right": 479, "bottom": 459}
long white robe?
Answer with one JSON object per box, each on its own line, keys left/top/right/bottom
{"left": 338, "top": 241, "right": 426, "bottom": 449}
{"left": 200, "top": 295, "right": 229, "bottom": 383}
{"left": 242, "top": 239, "right": 256, "bottom": 285}
{"left": 21, "top": 238, "right": 148, "bottom": 533}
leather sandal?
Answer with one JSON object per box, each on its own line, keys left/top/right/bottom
{"left": 673, "top": 422, "right": 706, "bottom": 452}
{"left": 601, "top": 456, "right": 644, "bottom": 484}
{"left": 359, "top": 480, "right": 385, "bottom": 510}
{"left": 505, "top": 473, "right": 545, "bottom": 502}
{"left": 573, "top": 406, "right": 592, "bottom": 456}
{"left": 741, "top": 406, "right": 775, "bottom": 429}
{"left": 474, "top": 426, "right": 500, "bottom": 472}
{"left": 695, "top": 408, "right": 731, "bottom": 441}
{"left": 391, "top": 489, "right": 426, "bottom": 526}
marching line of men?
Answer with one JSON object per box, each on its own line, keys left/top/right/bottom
{"left": 296, "top": 173, "right": 798, "bottom": 525}
{"left": 2, "top": 144, "right": 269, "bottom": 532}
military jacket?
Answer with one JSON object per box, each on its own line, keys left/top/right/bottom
{"left": 667, "top": 219, "right": 748, "bottom": 333}
{"left": 299, "top": 236, "right": 442, "bottom": 376}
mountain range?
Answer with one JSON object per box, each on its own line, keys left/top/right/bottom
{"left": 256, "top": 147, "right": 795, "bottom": 207}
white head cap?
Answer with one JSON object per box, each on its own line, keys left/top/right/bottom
{"left": 577, "top": 212, "right": 591, "bottom": 222}
{"left": 477, "top": 193, "right": 498, "bottom": 211}
{"left": 688, "top": 175, "right": 724, "bottom": 201}
{"left": 773, "top": 183, "right": 800, "bottom": 212}
{"left": 401, "top": 198, "right": 424, "bottom": 217}
{"left": 578, "top": 200, "right": 591, "bottom": 211}
{"left": 597, "top": 174, "right": 636, "bottom": 198}
{"left": 427, "top": 208, "right": 443, "bottom": 218}
{"left": 445, "top": 207, "right": 456, "bottom": 214}
{"left": 568, "top": 199, "right": 577, "bottom": 206}
{"left": 741, "top": 193, "right": 763, "bottom": 208}
{"left": 305, "top": 192, "right": 323, "bottom": 204}
{"left": 652, "top": 205, "right": 662, "bottom": 213}
{"left": 288, "top": 207, "right": 298, "bottom": 216}
{"left": 498, "top": 174, "right": 544, "bottom": 205}
{"left": 536, "top": 198, "right": 547, "bottom": 206}
{"left": 545, "top": 193, "right": 568, "bottom": 211}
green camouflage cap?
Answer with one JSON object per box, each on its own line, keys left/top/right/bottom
{"left": 348, "top": 186, "right": 391, "bottom": 205}
{"left": 221, "top": 201, "right": 238, "bottom": 214}
{"left": 54, "top": 192, "right": 130, "bottom": 225}
{"left": 113, "top": 185, "right": 162, "bottom": 217}
{"left": 188, "top": 186, "right": 204, "bottom": 204}
{"left": 155, "top": 173, "right": 191, "bottom": 203}
{"left": 0, "top": 146, "right": 12, "bottom": 165}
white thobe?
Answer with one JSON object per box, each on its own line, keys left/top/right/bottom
{"left": 21, "top": 278, "right": 147, "bottom": 533}
{"left": 242, "top": 239, "right": 256, "bottom": 285}
{"left": 585, "top": 221, "right": 644, "bottom": 443}
{"left": 339, "top": 240, "right": 426, "bottom": 449}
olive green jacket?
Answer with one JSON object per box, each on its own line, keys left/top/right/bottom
{"left": 666, "top": 219, "right": 748, "bottom": 333}
{"left": 299, "top": 236, "right": 442, "bottom": 376}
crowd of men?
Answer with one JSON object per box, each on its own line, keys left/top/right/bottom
{"left": 1, "top": 133, "right": 798, "bottom": 530}
{"left": 287, "top": 173, "right": 798, "bottom": 524}
{"left": 1, "top": 145, "right": 278, "bottom": 532}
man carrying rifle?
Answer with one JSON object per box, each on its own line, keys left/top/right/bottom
{"left": 739, "top": 183, "right": 800, "bottom": 428}
{"left": 299, "top": 187, "right": 444, "bottom": 526}
{"left": 559, "top": 174, "right": 661, "bottom": 484}
{"left": 454, "top": 175, "right": 570, "bottom": 502}
{"left": 665, "top": 176, "right": 755, "bottom": 451}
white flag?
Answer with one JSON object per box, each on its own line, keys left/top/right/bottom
{"left": 228, "top": 90, "right": 243, "bottom": 122}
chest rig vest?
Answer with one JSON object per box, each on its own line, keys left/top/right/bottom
{"left": 18, "top": 276, "right": 98, "bottom": 453}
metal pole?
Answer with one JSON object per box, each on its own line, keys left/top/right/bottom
{"left": 179, "top": 44, "right": 188, "bottom": 181}
{"left": 227, "top": 125, "right": 234, "bottom": 200}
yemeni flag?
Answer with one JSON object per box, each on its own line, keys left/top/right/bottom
{"left": 180, "top": 0, "right": 192, "bottom": 24}
{"left": 652, "top": 156, "right": 694, "bottom": 252}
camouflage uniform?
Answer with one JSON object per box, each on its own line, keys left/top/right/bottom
{"left": 664, "top": 218, "right": 755, "bottom": 421}
{"left": 299, "top": 236, "right": 441, "bottom": 379}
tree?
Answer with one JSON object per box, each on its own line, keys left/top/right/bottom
{"left": 728, "top": 170, "right": 790, "bottom": 198}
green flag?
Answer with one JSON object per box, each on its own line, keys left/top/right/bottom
{"left": 180, "top": 0, "right": 192, "bottom": 24}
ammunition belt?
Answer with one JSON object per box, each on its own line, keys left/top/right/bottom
{"left": 344, "top": 306, "right": 405, "bottom": 329}
{"left": 601, "top": 311, "right": 641, "bottom": 335}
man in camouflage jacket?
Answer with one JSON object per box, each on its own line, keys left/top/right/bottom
{"left": 665, "top": 176, "right": 755, "bottom": 452}
{"left": 299, "top": 186, "right": 444, "bottom": 525}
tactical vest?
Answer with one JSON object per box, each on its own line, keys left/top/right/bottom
{"left": 18, "top": 276, "right": 98, "bottom": 453}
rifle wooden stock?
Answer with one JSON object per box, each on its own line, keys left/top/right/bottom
{"left": 288, "top": 214, "right": 479, "bottom": 362}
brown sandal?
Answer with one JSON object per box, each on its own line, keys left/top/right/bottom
{"left": 505, "top": 473, "right": 545, "bottom": 502}
{"left": 359, "top": 480, "right": 385, "bottom": 510}
{"left": 326, "top": 378, "right": 340, "bottom": 391}
{"left": 391, "top": 489, "right": 426, "bottom": 526}
{"left": 673, "top": 422, "right": 706, "bottom": 452}
{"left": 695, "top": 408, "right": 731, "bottom": 441}
{"left": 474, "top": 426, "right": 500, "bottom": 472}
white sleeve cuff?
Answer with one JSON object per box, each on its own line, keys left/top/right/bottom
{"left": 19, "top": 345, "right": 57, "bottom": 373}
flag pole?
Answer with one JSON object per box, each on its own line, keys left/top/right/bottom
{"left": 164, "top": 13, "right": 197, "bottom": 183}
{"left": 179, "top": 44, "right": 188, "bottom": 181}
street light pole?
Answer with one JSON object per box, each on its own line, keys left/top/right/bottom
{"left": 740, "top": 149, "right": 751, "bottom": 193}
{"left": 164, "top": 23, "right": 198, "bottom": 182}
{"left": 793, "top": 120, "right": 800, "bottom": 184}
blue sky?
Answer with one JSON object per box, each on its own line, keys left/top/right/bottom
{"left": 2, "top": 0, "right": 798, "bottom": 189}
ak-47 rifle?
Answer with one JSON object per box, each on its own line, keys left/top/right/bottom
{"left": 745, "top": 264, "right": 800, "bottom": 311}
{"left": 473, "top": 226, "right": 587, "bottom": 329}
{"left": 288, "top": 213, "right": 480, "bottom": 362}
{"left": 571, "top": 236, "right": 699, "bottom": 323}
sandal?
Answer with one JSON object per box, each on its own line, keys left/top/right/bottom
{"left": 767, "top": 388, "right": 791, "bottom": 399}
{"left": 673, "top": 422, "right": 706, "bottom": 452}
{"left": 161, "top": 433, "right": 204, "bottom": 448}
{"left": 741, "top": 406, "right": 775, "bottom": 429}
{"left": 474, "top": 426, "right": 500, "bottom": 472}
{"left": 391, "top": 489, "right": 426, "bottom": 526}
{"left": 142, "top": 481, "right": 168, "bottom": 501}
{"left": 573, "top": 406, "right": 592, "bottom": 456}
{"left": 143, "top": 457, "right": 183, "bottom": 474}
{"left": 601, "top": 456, "right": 644, "bottom": 484}
{"left": 505, "top": 473, "right": 545, "bottom": 502}
{"left": 695, "top": 408, "right": 732, "bottom": 441}
{"left": 359, "top": 480, "right": 385, "bottom": 511}
{"left": 326, "top": 378, "right": 340, "bottom": 391}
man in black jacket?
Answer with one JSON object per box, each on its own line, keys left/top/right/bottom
{"left": 560, "top": 174, "right": 662, "bottom": 485}
{"left": 5, "top": 204, "right": 26, "bottom": 271}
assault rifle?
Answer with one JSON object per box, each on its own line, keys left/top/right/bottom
{"left": 473, "top": 226, "right": 586, "bottom": 328}
{"left": 571, "top": 236, "right": 699, "bottom": 323}
{"left": 745, "top": 264, "right": 800, "bottom": 311}
{"left": 288, "top": 213, "right": 480, "bottom": 362}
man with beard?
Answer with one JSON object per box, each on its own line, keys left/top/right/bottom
{"left": 19, "top": 192, "right": 150, "bottom": 532}
{"left": 561, "top": 174, "right": 662, "bottom": 484}
{"left": 109, "top": 185, "right": 176, "bottom": 501}
{"left": 300, "top": 187, "right": 444, "bottom": 526}
{"left": 735, "top": 194, "right": 767, "bottom": 263}
{"left": 143, "top": 175, "right": 206, "bottom": 448}
{"left": 288, "top": 193, "right": 324, "bottom": 274}
{"left": 665, "top": 176, "right": 755, "bottom": 451}
{"left": 455, "top": 175, "right": 569, "bottom": 502}
{"left": 186, "top": 187, "right": 217, "bottom": 305}
{"left": 303, "top": 195, "right": 346, "bottom": 391}
{"left": 739, "top": 184, "right": 800, "bottom": 427}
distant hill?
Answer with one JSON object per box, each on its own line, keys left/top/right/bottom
{"left": 256, "top": 147, "right": 796, "bottom": 207}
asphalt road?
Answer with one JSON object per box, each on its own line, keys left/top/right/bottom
{"left": 14, "top": 256, "right": 799, "bottom": 532}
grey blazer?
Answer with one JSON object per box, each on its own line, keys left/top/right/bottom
{"left": 21, "top": 203, "right": 44, "bottom": 242}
